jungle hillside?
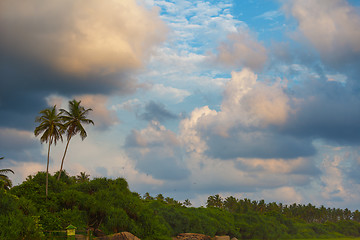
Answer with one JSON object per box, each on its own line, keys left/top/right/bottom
{"left": 1, "top": 171, "right": 360, "bottom": 240}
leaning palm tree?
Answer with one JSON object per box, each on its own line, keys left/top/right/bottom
{"left": 57, "top": 99, "right": 94, "bottom": 180}
{"left": 34, "top": 106, "right": 64, "bottom": 197}
{"left": 0, "top": 156, "right": 14, "bottom": 190}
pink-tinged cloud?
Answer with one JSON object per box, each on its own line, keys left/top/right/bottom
{"left": 284, "top": 0, "right": 360, "bottom": 65}
{"left": 215, "top": 29, "right": 268, "bottom": 70}
{"left": 0, "top": 0, "right": 167, "bottom": 75}
{"left": 180, "top": 68, "right": 315, "bottom": 159}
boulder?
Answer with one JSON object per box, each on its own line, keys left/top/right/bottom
{"left": 94, "top": 231, "right": 141, "bottom": 240}
{"left": 175, "top": 233, "right": 212, "bottom": 240}
{"left": 112, "top": 232, "right": 141, "bottom": 240}
{"left": 213, "top": 236, "right": 230, "bottom": 240}
{"left": 93, "top": 229, "right": 106, "bottom": 237}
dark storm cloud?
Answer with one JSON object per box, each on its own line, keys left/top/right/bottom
{"left": 0, "top": 54, "right": 137, "bottom": 130}
{"left": 280, "top": 80, "right": 360, "bottom": 145}
{"left": 0, "top": 128, "right": 41, "bottom": 162}
{"left": 138, "top": 101, "right": 178, "bottom": 123}
{"left": 203, "top": 127, "right": 316, "bottom": 159}
{"left": 0, "top": 0, "right": 167, "bottom": 130}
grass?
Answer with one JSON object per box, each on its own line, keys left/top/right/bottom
{"left": 291, "top": 238, "right": 360, "bottom": 240}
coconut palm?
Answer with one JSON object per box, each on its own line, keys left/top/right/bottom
{"left": 76, "top": 171, "right": 90, "bottom": 182}
{"left": 34, "top": 105, "right": 64, "bottom": 197}
{"left": 0, "top": 156, "right": 14, "bottom": 190}
{"left": 57, "top": 99, "right": 94, "bottom": 180}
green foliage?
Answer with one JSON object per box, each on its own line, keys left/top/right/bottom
{"left": 5, "top": 172, "right": 360, "bottom": 239}
{"left": 0, "top": 156, "right": 14, "bottom": 189}
{"left": 0, "top": 189, "right": 44, "bottom": 239}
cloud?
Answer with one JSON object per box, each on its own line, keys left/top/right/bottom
{"left": 138, "top": 101, "right": 178, "bottom": 123}
{"left": 280, "top": 80, "right": 360, "bottom": 145}
{"left": 0, "top": 128, "right": 40, "bottom": 162}
{"left": 125, "top": 121, "right": 190, "bottom": 180}
{"left": 151, "top": 84, "right": 191, "bottom": 103}
{"left": 260, "top": 187, "right": 303, "bottom": 204}
{"left": 46, "top": 94, "right": 119, "bottom": 130}
{"left": 215, "top": 28, "right": 268, "bottom": 71}
{"left": 283, "top": 0, "right": 360, "bottom": 66}
{"left": 180, "top": 68, "right": 312, "bottom": 159}
{"left": 111, "top": 99, "right": 141, "bottom": 112}
{"left": 0, "top": 0, "right": 167, "bottom": 130}
{"left": 234, "top": 157, "right": 320, "bottom": 177}
{"left": 3, "top": 161, "right": 44, "bottom": 185}
{"left": 75, "top": 95, "right": 119, "bottom": 130}
{"left": 255, "top": 10, "right": 283, "bottom": 21}
{"left": 0, "top": 0, "right": 167, "bottom": 75}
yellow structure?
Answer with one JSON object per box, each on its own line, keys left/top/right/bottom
{"left": 66, "top": 224, "right": 76, "bottom": 238}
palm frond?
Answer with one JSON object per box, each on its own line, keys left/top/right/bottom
{"left": 0, "top": 169, "right": 14, "bottom": 174}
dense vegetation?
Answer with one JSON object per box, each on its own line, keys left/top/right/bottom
{"left": 1, "top": 171, "right": 360, "bottom": 239}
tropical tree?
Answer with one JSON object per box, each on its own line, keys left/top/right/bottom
{"left": 57, "top": 100, "right": 94, "bottom": 180}
{"left": 34, "top": 105, "right": 64, "bottom": 197}
{"left": 206, "top": 194, "right": 224, "bottom": 208}
{"left": 183, "top": 199, "right": 192, "bottom": 207}
{"left": 76, "top": 172, "right": 90, "bottom": 182}
{"left": 0, "top": 156, "right": 14, "bottom": 190}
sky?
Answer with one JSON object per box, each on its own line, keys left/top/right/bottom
{"left": 1, "top": 0, "right": 360, "bottom": 209}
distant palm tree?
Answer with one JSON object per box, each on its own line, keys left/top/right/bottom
{"left": 57, "top": 100, "right": 94, "bottom": 180}
{"left": 0, "top": 156, "right": 14, "bottom": 190}
{"left": 183, "top": 199, "right": 192, "bottom": 207}
{"left": 76, "top": 172, "right": 90, "bottom": 182}
{"left": 34, "top": 106, "right": 64, "bottom": 198}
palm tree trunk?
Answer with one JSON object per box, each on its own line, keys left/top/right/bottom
{"left": 46, "top": 137, "right": 52, "bottom": 199}
{"left": 57, "top": 137, "right": 71, "bottom": 180}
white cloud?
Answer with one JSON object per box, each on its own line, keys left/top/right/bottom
{"left": 255, "top": 10, "right": 282, "bottom": 21}
{"left": 110, "top": 99, "right": 141, "bottom": 112}
{"left": 326, "top": 73, "right": 347, "bottom": 84}
{"left": 138, "top": 0, "right": 244, "bottom": 91}
{"left": 151, "top": 84, "right": 191, "bottom": 103}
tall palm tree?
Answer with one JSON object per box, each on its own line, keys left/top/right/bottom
{"left": 34, "top": 106, "right": 64, "bottom": 197}
{"left": 0, "top": 156, "right": 14, "bottom": 190}
{"left": 57, "top": 99, "right": 94, "bottom": 180}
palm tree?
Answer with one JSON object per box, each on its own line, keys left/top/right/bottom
{"left": 183, "top": 199, "right": 192, "bottom": 207}
{"left": 0, "top": 156, "right": 14, "bottom": 190}
{"left": 57, "top": 99, "right": 94, "bottom": 180}
{"left": 34, "top": 105, "right": 64, "bottom": 197}
{"left": 76, "top": 171, "right": 90, "bottom": 182}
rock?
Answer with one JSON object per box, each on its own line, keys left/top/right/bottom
{"left": 175, "top": 233, "right": 212, "bottom": 240}
{"left": 106, "top": 232, "right": 141, "bottom": 240}
{"left": 213, "top": 236, "right": 230, "bottom": 240}
{"left": 93, "top": 231, "right": 141, "bottom": 240}
{"left": 94, "top": 229, "right": 106, "bottom": 237}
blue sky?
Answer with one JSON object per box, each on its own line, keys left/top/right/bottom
{"left": 1, "top": 0, "right": 360, "bottom": 209}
